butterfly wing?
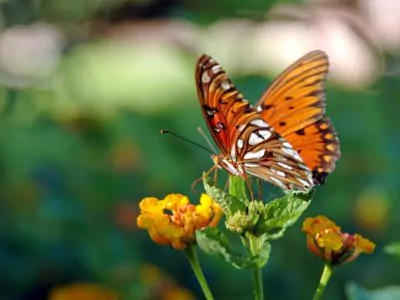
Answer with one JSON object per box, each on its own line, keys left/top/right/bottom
{"left": 196, "top": 54, "right": 315, "bottom": 191}
{"left": 256, "top": 50, "right": 340, "bottom": 184}
{"left": 195, "top": 54, "right": 259, "bottom": 156}
{"left": 231, "top": 116, "right": 315, "bottom": 191}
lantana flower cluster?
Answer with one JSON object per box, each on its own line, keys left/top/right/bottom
{"left": 302, "top": 215, "right": 375, "bottom": 265}
{"left": 137, "top": 193, "right": 222, "bottom": 250}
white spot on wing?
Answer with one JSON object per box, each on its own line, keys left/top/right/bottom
{"left": 237, "top": 139, "right": 244, "bottom": 149}
{"left": 256, "top": 106, "right": 262, "bottom": 112}
{"left": 250, "top": 119, "right": 270, "bottom": 128}
{"left": 221, "top": 81, "right": 230, "bottom": 90}
{"left": 222, "top": 159, "right": 239, "bottom": 175}
{"left": 237, "top": 124, "right": 246, "bottom": 132}
{"left": 244, "top": 149, "right": 266, "bottom": 160}
{"left": 283, "top": 142, "right": 291, "bottom": 148}
{"left": 202, "top": 72, "right": 210, "bottom": 83}
{"left": 276, "top": 155, "right": 288, "bottom": 162}
{"left": 277, "top": 162, "right": 293, "bottom": 170}
{"left": 258, "top": 130, "right": 272, "bottom": 140}
{"left": 244, "top": 163, "right": 259, "bottom": 168}
{"left": 270, "top": 177, "right": 286, "bottom": 188}
{"left": 270, "top": 168, "right": 286, "bottom": 177}
{"left": 297, "top": 177, "right": 312, "bottom": 188}
{"left": 298, "top": 163, "right": 309, "bottom": 171}
{"left": 212, "top": 65, "right": 221, "bottom": 74}
{"left": 249, "top": 133, "right": 264, "bottom": 146}
{"left": 282, "top": 142, "right": 302, "bottom": 160}
{"left": 230, "top": 145, "right": 237, "bottom": 163}
{"left": 206, "top": 109, "right": 214, "bottom": 116}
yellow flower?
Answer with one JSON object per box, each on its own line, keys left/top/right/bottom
{"left": 302, "top": 215, "right": 375, "bottom": 265}
{"left": 137, "top": 193, "right": 222, "bottom": 250}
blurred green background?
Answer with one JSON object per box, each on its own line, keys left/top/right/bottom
{"left": 0, "top": 0, "right": 399, "bottom": 299}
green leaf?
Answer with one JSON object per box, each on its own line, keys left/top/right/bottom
{"left": 228, "top": 175, "right": 249, "bottom": 205}
{"left": 384, "top": 242, "right": 400, "bottom": 258}
{"left": 203, "top": 175, "right": 245, "bottom": 215}
{"left": 256, "top": 191, "right": 313, "bottom": 239}
{"left": 196, "top": 228, "right": 269, "bottom": 269}
{"left": 346, "top": 282, "right": 400, "bottom": 300}
{"left": 247, "top": 234, "right": 271, "bottom": 268}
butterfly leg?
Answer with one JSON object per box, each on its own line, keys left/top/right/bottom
{"left": 244, "top": 177, "right": 254, "bottom": 201}
{"left": 257, "top": 178, "right": 262, "bottom": 200}
{"left": 191, "top": 165, "right": 218, "bottom": 193}
{"left": 223, "top": 178, "right": 229, "bottom": 191}
{"left": 213, "top": 167, "right": 218, "bottom": 185}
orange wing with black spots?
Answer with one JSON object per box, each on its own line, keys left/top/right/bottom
{"left": 195, "top": 52, "right": 340, "bottom": 191}
{"left": 256, "top": 51, "right": 340, "bottom": 184}
{"left": 195, "top": 55, "right": 259, "bottom": 156}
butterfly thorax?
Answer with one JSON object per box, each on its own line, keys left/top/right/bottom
{"left": 211, "top": 154, "right": 246, "bottom": 178}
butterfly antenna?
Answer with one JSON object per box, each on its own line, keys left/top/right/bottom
{"left": 196, "top": 127, "right": 217, "bottom": 153}
{"left": 160, "top": 130, "right": 214, "bottom": 154}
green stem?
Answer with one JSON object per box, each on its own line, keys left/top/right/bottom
{"left": 185, "top": 245, "right": 214, "bottom": 300}
{"left": 253, "top": 266, "right": 263, "bottom": 300}
{"left": 1, "top": 88, "right": 17, "bottom": 118}
{"left": 312, "top": 264, "right": 334, "bottom": 300}
{"left": 249, "top": 236, "right": 264, "bottom": 300}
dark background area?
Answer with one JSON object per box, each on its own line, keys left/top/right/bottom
{"left": 0, "top": 0, "right": 399, "bottom": 299}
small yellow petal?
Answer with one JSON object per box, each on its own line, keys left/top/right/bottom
{"left": 139, "top": 197, "right": 163, "bottom": 212}
{"left": 354, "top": 234, "right": 376, "bottom": 254}
{"left": 164, "top": 194, "right": 189, "bottom": 210}
{"left": 317, "top": 231, "right": 343, "bottom": 251}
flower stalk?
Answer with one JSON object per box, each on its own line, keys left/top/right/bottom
{"left": 312, "top": 264, "right": 334, "bottom": 300}
{"left": 185, "top": 245, "right": 215, "bottom": 300}
{"left": 249, "top": 235, "right": 264, "bottom": 300}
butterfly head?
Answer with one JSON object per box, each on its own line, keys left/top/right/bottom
{"left": 211, "top": 154, "right": 246, "bottom": 178}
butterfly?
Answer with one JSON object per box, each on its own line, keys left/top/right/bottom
{"left": 195, "top": 50, "right": 340, "bottom": 192}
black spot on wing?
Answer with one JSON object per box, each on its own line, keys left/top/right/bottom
{"left": 262, "top": 104, "right": 273, "bottom": 110}
{"left": 203, "top": 105, "right": 218, "bottom": 119}
{"left": 312, "top": 170, "right": 328, "bottom": 185}
{"left": 244, "top": 105, "right": 254, "bottom": 113}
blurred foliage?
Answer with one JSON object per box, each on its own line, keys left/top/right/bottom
{"left": 49, "top": 283, "right": 118, "bottom": 300}
{"left": 0, "top": 0, "right": 399, "bottom": 299}
{"left": 346, "top": 282, "right": 400, "bottom": 300}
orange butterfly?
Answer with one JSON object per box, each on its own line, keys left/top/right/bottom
{"left": 195, "top": 51, "right": 340, "bottom": 192}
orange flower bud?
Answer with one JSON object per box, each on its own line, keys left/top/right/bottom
{"left": 302, "top": 215, "right": 375, "bottom": 265}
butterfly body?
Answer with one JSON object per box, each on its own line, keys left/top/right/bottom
{"left": 196, "top": 51, "right": 340, "bottom": 192}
